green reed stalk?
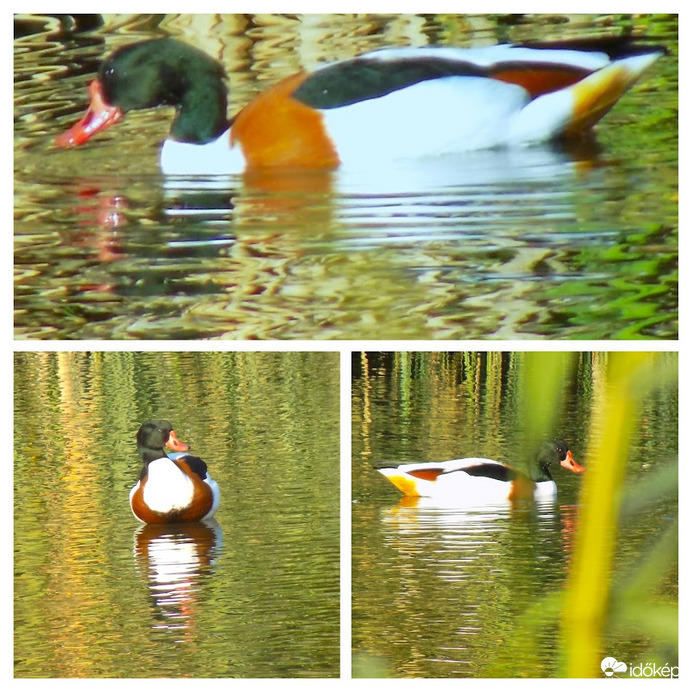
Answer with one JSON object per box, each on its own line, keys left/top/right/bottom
{"left": 562, "top": 352, "right": 651, "bottom": 676}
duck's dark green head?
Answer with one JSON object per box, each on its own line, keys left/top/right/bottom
{"left": 56, "top": 38, "right": 229, "bottom": 147}
{"left": 136, "top": 419, "right": 190, "bottom": 464}
{"left": 531, "top": 439, "right": 585, "bottom": 481}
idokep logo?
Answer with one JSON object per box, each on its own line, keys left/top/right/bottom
{"left": 601, "top": 657, "right": 627, "bottom": 677}
{"left": 601, "top": 656, "right": 678, "bottom": 678}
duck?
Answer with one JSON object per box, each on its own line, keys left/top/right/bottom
{"left": 376, "top": 439, "right": 585, "bottom": 504}
{"left": 129, "top": 420, "right": 220, "bottom": 524}
{"left": 55, "top": 36, "right": 665, "bottom": 175}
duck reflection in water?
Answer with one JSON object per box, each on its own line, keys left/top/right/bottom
{"left": 133, "top": 520, "right": 223, "bottom": 638}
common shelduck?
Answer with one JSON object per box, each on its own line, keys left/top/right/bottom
{"left": 376, "top": 439, "right": 585, "bottom": 504}
{"left": 55, "top": 36, "right": 665, "bottom": 175}
{"left": 129, "top": 420, "right": 220, "bottom": 524}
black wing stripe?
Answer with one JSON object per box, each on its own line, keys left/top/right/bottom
{"left": 293, "top": 54, "right": 594, "bottom": 109}
{"left": 446, "top": 463, "right": 519, "bottom": 483}
{"left": 292, "top": 57, "right": 491, "bottom": 109}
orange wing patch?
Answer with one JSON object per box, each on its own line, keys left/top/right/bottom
{"left": 493, "top": 65, "right": 590, "bottom": 98}
{"left": 408, "top": 468, "right": 447, "bottom": 482}
{"left": 231, "top": 72, "right": 340, "bottom": 170}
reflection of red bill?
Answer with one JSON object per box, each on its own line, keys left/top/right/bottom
{"left": 561, "top": 449, "right": 585, "bottom": 473}
{"left": 55, "top": 79, "right": 123, "bottom": 147}
{"left": 166, "top": 429, "right": 190, "bottom": 452}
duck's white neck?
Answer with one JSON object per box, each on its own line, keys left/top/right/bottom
{"left": 160, "top": 129, "right": 245, "bottom": 175}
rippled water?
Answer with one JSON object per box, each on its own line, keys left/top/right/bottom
{"left": 14, "top": 13, "right": 678, "bottom": 339}
{"left": 354, "top": 500, "right": 583, "bottom": 677}
{"left": 14, "top": 351, "right": 340, "bottom": 677}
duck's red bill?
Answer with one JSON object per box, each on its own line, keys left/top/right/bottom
{"left": 165, "top": 429, "right": 190, "bottom": 452}
{"left": 55, "top": 79, "right": 123, "bottom": 147}
{"left": 560, "top": 449, "right": 586, "bottom": 473}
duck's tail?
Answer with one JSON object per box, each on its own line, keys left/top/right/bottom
{"left": 507, "top": 39, "right": 666, "bottom": 142}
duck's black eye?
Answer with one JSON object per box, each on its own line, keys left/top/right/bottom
{"left": 551, "top": 440, "right": 566, "bottom": 455}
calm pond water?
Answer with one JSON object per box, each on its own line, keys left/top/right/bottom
{"left": 352, "top": 352, "right": 677, "bottom": 678}
{"left": 14, "top": 14, "right": 677, "bottom": 340}
{"left": 14, "top": 351, "right": 340, "bottom": 678}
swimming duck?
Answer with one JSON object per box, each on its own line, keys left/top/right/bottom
{"left": 129, "top": 420, "right": 220, "bottom": 524}
{"left": 376, "top": 439, "right": 585, "bottom": 504}
{"left": 55, "top": 36, "right": 664, "bottom": 175}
